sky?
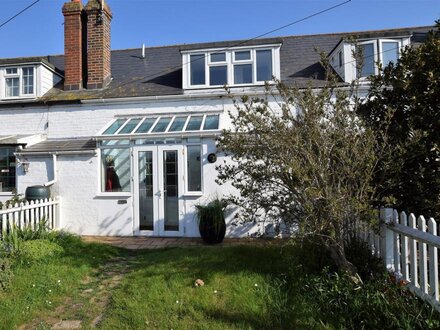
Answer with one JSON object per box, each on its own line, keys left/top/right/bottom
{"left": 0, "top": 0, "right": 439, "bottom": 58}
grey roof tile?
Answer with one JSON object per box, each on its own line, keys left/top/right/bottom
{"left": 0, "top": 25, "right": 434, "bottom": 105}
{"left": 23, "top": 139, "right": 96, "bottom": 153}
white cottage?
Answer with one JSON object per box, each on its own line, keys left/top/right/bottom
{"left": 0, "top": 0, "right": 432, "bottom": 237}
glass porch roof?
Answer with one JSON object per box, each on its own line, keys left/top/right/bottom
{"left": 98, "top": 114, "right": 220, "bottom": 137}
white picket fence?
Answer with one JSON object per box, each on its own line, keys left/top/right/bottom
{"left": 0, "top": 198, "right": 61, "bottom": 239}
{"left": 359, "top": 208, "right": 440, "bottom": 311}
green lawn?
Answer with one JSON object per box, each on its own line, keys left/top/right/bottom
{"left": 0, "top": 236, "right": 438, "bottom": 329}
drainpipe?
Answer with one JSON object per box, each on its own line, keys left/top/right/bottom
{"left": 43, "top": 153, "right": 57, "bottom": 187}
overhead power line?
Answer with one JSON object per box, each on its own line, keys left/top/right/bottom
{"left": 103, "top": 0, "right": 352, "bottom": 96}
{"left": 0, "top": 0, "right": 41, "bottom": 30}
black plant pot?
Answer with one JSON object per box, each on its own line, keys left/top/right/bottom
{"left": 198, "top": 214, "right": 226, "bottom": 244}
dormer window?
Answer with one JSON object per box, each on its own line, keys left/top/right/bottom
{"left": 3, "top": 66, "right": 35, "bottom": 98}
{"left": 357, "top": 39, "right": 401, "bottom": 78}
{"left": 183, "top": 44, "right": 281, "bottom": 89}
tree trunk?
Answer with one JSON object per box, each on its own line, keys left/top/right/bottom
{"left": 328, "top": 243, "right": 357, "bottom": 276}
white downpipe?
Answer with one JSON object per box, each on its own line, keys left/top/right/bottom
{"left": 43, "top": 154, "right": 57, "bottom": 187}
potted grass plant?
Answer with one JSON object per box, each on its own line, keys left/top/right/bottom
{"left": 195, "top": 198, "right": 227, "bottom": 244}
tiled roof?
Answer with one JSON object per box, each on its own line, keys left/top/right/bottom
{"left": 22, "top": 139, "right": 96, "bottom": 153}
{"left": 0, "top": 25, "right": 433, "bottom": 105}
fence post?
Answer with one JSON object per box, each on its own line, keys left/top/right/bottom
{"left": 380, "top": 207, "right": 395, "bottom": 271}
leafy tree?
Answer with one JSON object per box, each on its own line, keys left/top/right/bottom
{"left": 359, "top": 22, "right": 440, "bottom": 218}
{"left": 216, "top": 76, "right": 385, "bottom": 274}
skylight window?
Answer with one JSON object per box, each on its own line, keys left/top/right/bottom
{"left": 99, "top": 114, "right": 220, "bottom": 137}
{"left": 183, "top": 45, "right": 281, "bottom": 89}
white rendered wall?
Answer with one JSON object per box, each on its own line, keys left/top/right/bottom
{"left": 0, "top": 96, "right": 279, "bottom": 237}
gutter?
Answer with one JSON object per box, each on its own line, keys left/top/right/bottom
{"left": 15, "top": 150, "right": 97, "bottom": 156}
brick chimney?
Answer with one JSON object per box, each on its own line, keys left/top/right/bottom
{"left": 62, "top": 0, "right": 86, "bottom": 91}
{"left": 85, "top": 0, "right": 112, "bottom": 89}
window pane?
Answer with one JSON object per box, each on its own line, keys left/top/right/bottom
{"left": 209, "top": 66, "right": 227, "bottom": 86}
{"left": 203, "top": 115, "right": 219, "bottom": 130}
{"left": 103, "top": 118, "right": 126, "bottom": 135}
{"left": 152, "top": 117, "right": 172, "bottom": 132}
{"left": 382, "top": 42, "right": 399, "bottom": 67}
{"left": 135, "top": 118, "right": 157, "bottom": 133}
{"left": 6, "top": 78, "right": 19, "bottom": 97}
{"left": 190, "top": 54, "right": 206, "bottom": 85}
{"left": 235, "top": 51, "right": 251, "bottom": 61}
{"left": 101, "top": 148, "right": 131, "bottom": 192}
{"left": 0, "top": 147, "right": 16, "bottom": 192}
{"left": 256, "top": 50, "right": 272, "bottom": 81}
{"left": 359, "top": 43, "right": 375, "bottom": 77}
{"left": 234, "top": 64, "right": 252, "bottom": 84}
{"left": 211, "top": 52, "right": 226, "bottom": 62}
{"left": 185, "top": 116, "right": 203, "bottom": 131}
{"left": 338, "top": 51, "right": 343, "bottom": 67}
{"left": 6, "top": 68, "right": 17, "bottom": 75}
{"left": 187, "top": 145, "right": 202, "bottom": 192}
{"left": 22, "top": 67, "right": 34, "bottom": 94}
{"left": 118, "top": 118, "right": 141, "bottom": 134}
{"left": 169, "top": 116, "right": 187, "bottom": 132}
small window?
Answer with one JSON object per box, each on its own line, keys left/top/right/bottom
{"left": 190, "top": 54, "right": 206, "bottom": 85}
{"left": 235, "top": 51, "right": 251, "bottom": 61}
{"left": 256, "top": 50, "right": 272, "bottom": 81}
{"left": 152, "top": 117, "right": 172, "bottom": 133}
{"left": 209, "top": 66, "right": 227, "bottom": 86}
{"left": 5, "top": 78, "right": 19, "bottom": 97}
{"left": 381, "top": 41, "right": 399, "bottom": 67}
{"left": 203, "top": 115, "right": 219, "bottom": 130}
{"left": 5, "top": 68, "right": 17, "bottom": 75}
{"left": 118, "top": 118, "right": 141, "bottom": 134}
{"left": 103, "top": 118, "right": 126, "bottom": 135}
{"left": 338, "top": 51, "right": 343, "bottom": 67}
{"left": 359, "top": 43, "right": 375, "bottom": 77}
{"left": 234, "top": 64, "right": 253, "bottom": 84}
{"left": 101, "top": 148, "right": 131, "bottom": 192}
{"left": 22, "top": 67, "right": 34, "bottom": 95}
{"left": 185, "top": 116, "right": 203, "bottom": 131}
{"left": 0, "top": 147, "right": 16, "bottom": 192}
{"left": 187, "top": 145, "right": 202, "bottom": 192}
{"left": 135, "top": 118, "right": 157, "bottom": 134}
{"left": 210, "top": 53, "right": 226, "bottom": 62}
{"left": 169, "top": 116, "right": 187, "bottom": 132}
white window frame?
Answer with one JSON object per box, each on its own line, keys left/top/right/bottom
{"left": 183, "top": 44, "right": 281, "bottom": 89}
{"left": 184, "top": 143, "right": 203, "bottom": 196}
{"left": 357, "top": 40, "right": 378, "bottom": 79}
{"left": 378, "top": 39, "right": 401, "bottom": 67}
{"left": 1, "top": 66, "right": 36, "bottom": 99}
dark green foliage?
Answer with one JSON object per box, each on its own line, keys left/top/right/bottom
{"left": 302, "top": 270, "right": 440, "bottom": 329}
{"left": 217, "top": 78, "right": 381, "bottom": 272}
{"left": 359, "top": 22, "right": 440, "bottom": 218}
{"left": 345, "top": 236, "right": 383, "bottom": 281}
{"left": 195, "top": 198, "right": 227, "bottom": 244}
{"left": 18, "top": 239, "right": 64, "bottom": 264}
{"left": 0, "top": 257, "right": 12, "bottom": 290}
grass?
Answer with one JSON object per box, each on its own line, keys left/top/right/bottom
{"left": 99, "top": 246, "right": 308, "bottom": 329}
{"left": 0, "top": 236, "right": 439, "bottom": 329}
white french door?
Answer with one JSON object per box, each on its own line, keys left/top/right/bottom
{"left": 133, "top": 145, "right": 184, "bottom": 236}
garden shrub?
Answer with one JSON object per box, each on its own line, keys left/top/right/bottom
{"left": 18, "top": 239, "right": 64, "bottom": 264}
{"left": 345, "top": 235, "right": 384, "bottom": 281}
{"left": 0, "top": 257, "right": 13, "bottom": 290}
{"left": 302, "top": 269, "right": 440, "bottom": 329}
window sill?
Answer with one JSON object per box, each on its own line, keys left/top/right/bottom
{"left": 184, "top": 192, "right": 203, "bottom": 197}
{"left": 94, "top": 192, "right": 132, "bottom": 199}
{"left": 0, "top": 192, "right": 13, "bottom": 196}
